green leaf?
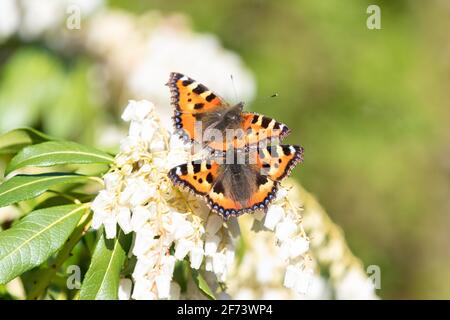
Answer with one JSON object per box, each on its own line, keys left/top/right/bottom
{"left": 82, "top": 230, "right": 97, "bottom": 256}
{"left": 79, "top": 230, "right": 131, "bottom": 300}
{"left": 6, "top": 141, "right": 114, "bottom": 175}
{"left": 0, "top": 173, "right": 94, "bottom": 208}
{"left": 0, "top": 204, "right": 87, "bottom": 284}
{"left": 192, "top": 269, "right": 216, "bottom": 300}
{"left": 173, "top": 260, "right": 189, "bottom": 293}
{"left": 27, "top": 211, "right": 91, "bottom": 300}
{"left": 0, "top": 128, "right": 56, "bottom": 155}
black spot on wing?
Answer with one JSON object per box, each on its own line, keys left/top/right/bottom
{"left": 261, "top": 117, "right": 272, "bottom": 128}
{"left": 256, "top": 174, "right": 268, "bottom": 186}
{"left": 182, "top": 79, "right": 194, "bottom": 86}
{"left": 282, "top": 145, "right": 292, "bottom": 156}
{"left": 206, "top": 93, "right": 216, "bottom": 102}
{"left": 179, "top": 164, "right": 188, "bottom": 176}
{"left": 193, "top": 84, "right": 207, "bottom": 95}
{"left": 194, "top": 103, "right": 204, "bottom": 110}
{"left": 206, "top": 173, "right": 214, "bottom": 184}
{"left": 213, "top": 181, "right": 225, "bottom": 194}
{"left": 192, "top": 163, "right": 201, "bottom": 174}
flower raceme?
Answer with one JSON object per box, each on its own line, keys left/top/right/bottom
{"left": 91, "top": 100, "right": 311, "bottom": 299}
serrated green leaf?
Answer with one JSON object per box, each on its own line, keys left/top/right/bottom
{"left": 0, "top": 204, "right": 87, "bottom": 284}
{"left": 79, "top": 230, "right": 131, "bottom": 300}
{"left": 192, "top": 269, "right": 216, "bottom": 300}
{"left": 0, "top": 127, "right": 56, "bottom": 155}
{"left": 6, "top": 141, "right": 113, "bottom": 175}
{"left": 0, "top": 173, "right": 94, "bottom": 208}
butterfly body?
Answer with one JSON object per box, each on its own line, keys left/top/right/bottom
{"left": 192, "top": 102, "right": 244, "bottom": 136}
{"left": 167, "top": 72, "right": 304, "bottom": 218}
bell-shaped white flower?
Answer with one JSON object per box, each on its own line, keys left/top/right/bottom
{"left": 204, "top": 234, "right": 221, "bottom": 256}
{"left": 275, "top": 217, "right": 297, "bottom": 242}
{"left": 155, "top": 275, "right": 172, "bottom": 299}
{"left": 121, "top": 100, "right": 154, "bottom": 122}
{"left": 264, "top": 205, "right": 284, "bottom": 230}
{"left": 174, "top": 239, "right": 194, "bottom": 260}
{"left": 117, "top": 206, "right": 132, "bottom": 234}
{"left": 189, "top": 245, "right": 204, "bottom": 269}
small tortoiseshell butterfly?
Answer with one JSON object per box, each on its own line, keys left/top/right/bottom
{"left": 167, "top": 72, "right": 304, "bottom": 218}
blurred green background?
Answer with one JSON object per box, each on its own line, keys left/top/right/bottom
{"left": 1, "top": 0, "right": 449, "bottom": 299}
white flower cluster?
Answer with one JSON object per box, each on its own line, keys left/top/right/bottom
{"left": 292, "top": 183, "right": 379, "bottom": 299}
{"left": 227, "top": 213, "right": 330, "bottom": 299}
{"left": 251, "top": 187, "right": 312, "bottom": 295}
{"left": 334, "top": 267, "right": 378, "bottom": 300}
{"left": 227, "top": 182, "right": 378, "bottom": 300}
{"left": 0, "top": 0, "right": 103, "bottom": 42}
{"left": 91, "top": 100, "right": 237, "bottom": 299}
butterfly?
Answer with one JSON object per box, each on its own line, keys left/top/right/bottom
{"left": 167, "top": 72, "right": 290, "bottom": 151}
{"left": 167, "top": 72, "right": 304, "bottom": 218}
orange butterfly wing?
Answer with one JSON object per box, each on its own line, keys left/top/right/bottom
{"left": 168, "top": 72, "right": 227, "bottom": 144}
{"left": 256, "top": 145, "right": 304, "bottom": 181}
{"left": 240, "top": 112, "right": 290, "bottom": 146}
{"left": 206, "top": 173, "right": 278, "bottom": 215}
{"left": 168, "top": 159, "right": 222, "bottom": 196}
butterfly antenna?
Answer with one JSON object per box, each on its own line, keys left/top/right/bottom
{"left": 230, "top": 74, "right": 239, "bottom": 103}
